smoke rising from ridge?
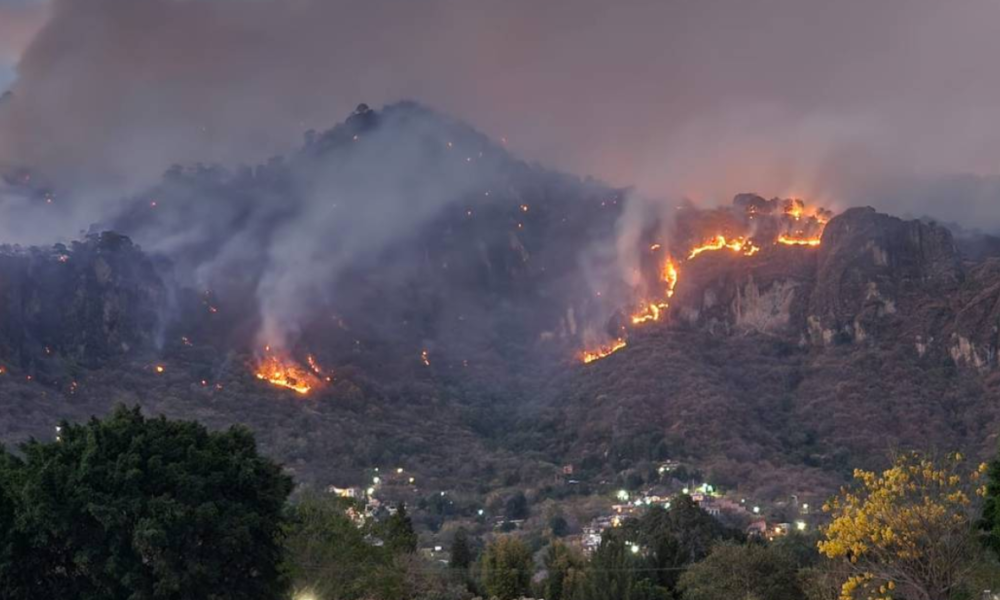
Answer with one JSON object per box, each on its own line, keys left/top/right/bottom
{"left": 1, "top": 0, "right": 1000, "bottom": 228}
{"left": 4, "top": 0, "right": 1000, "bottom": 351}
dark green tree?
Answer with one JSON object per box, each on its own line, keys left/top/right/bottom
{"left": 382, "top": 503, "right": 418, "bottom": 555}
{"left": 543, "top": 541, "right": 585, "bottom": 600}
{"left": 584, "top": 531, "right": 664, "bottom": 600}
{"left": 480, "top": 535, "right": 533, "bottom": 600}
{"left": 549, "top": 514, "right": 570, "bottom": 538}
{"left": 504, "top": 491, "right": 529, "bottom": 521}
{"left": 981, "top": 452, "right": 1000, "bottom": 557}
{"left": 678, "top": 542, "right": 802, "bottom": 600}
{"left": 450, "top": 527, "right": 474, "bottom": 570}
{"left": 284, "top": 493, "right": 404, "bottom": 600}
{"left": 0, "top": 406, "right": 293, "bottom": 600}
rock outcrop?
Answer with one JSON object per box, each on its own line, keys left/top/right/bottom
{"left": 0, "top": 232, "right": 165, "bottom": 376}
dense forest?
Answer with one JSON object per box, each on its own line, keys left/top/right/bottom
{"left": 3, "top": 408, "right": 1000, "bottom": 600}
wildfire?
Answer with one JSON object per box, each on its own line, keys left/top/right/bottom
{"left": 580, "top": 195, "right": 832, "bottom": 364}
{"left": 631, "top": 302, "right": 668, "bottom": 325}
{"left": 255, "top": 350, "right": 323, "bottom": 395}
{"left": 581, "top": 338, "right": 627, "bottom": 364}
{"left": 629, "top": 258, "right": 680, "bottom": 325}
{"left": 687, "top": 235, "right": 760, "bottom": 260}
{"left": 777, "top": 234, "right": 822, "bottom": 247}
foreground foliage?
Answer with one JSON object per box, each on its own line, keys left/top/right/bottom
{"left": 0, "top": 406, "right": 293, "bottom": 600}
{"left": 819, "top": 453, "right": 987, "bottom": 600}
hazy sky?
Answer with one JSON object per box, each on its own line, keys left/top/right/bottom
{"left": 2, "top": 0, "right": 1000, "bottom": 228}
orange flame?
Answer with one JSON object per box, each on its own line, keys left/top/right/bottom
{"left": 688, "top": 235, "right": 760, "bottom": 260}
{"left": 631, "top": 302, "right": 669, "bottom": 324}
{"left": 255, "top": 350, "right": 323, "bottom": 395}
{"left": 582, "top": 198, "right": 830, "bottom": 364}
{"left": 777, "top": 234, "right": 822, "bottom": 247}
{"left": 581, "top": 338, "right": 627, "bottom": 364}
{"left": 629, "top": 258, "right": 680, "bottom": 325}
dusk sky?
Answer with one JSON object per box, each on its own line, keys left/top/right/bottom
{"left": 3, "top": 0, "right": 1000, "bottom": 227}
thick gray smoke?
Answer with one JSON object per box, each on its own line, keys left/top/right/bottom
{"left": 3, "top": 0, "right": 1000, "bottom": 348}
{"left": 2, "top": 0, "right": 1000, "bottom": 231}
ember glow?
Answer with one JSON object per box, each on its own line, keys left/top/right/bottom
{"left": 580, "top": 195, "right": 833, "bottom": 364}
{"left": 777, "top": 234, "right": 822, "bottom": 247}
{"left": 581, "top": 338, "right": 627, "bottom": 364}
{"left": 687, "top": 235, "right": 760, "bottom": 260}
{"left": 629, "top": 258, "right": 679, "bottom": 325}
{"left": 255, "top": 350, "right": 323, "bottom": 395}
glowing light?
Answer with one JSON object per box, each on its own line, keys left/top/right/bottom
{"left": 631, "top": 302, "right": 668, "bottom": 325}
{"left": 155, "top": 365, "right": 165, "bottom": 374}
{"left": 688, "top": 235, "right": 759, "bottom": 260}
{"left": 581, "top": 338, "right": 627, "bottom": 364}
{"left": 421, "top": 350, "right": 431, "bottom": 367}
{"left": 777, "top": 234, "right": 822, "bottom": 247}
{"left": 306, "top": 354, "right": 324, "bottom": 376}
{"left": 254, "top": 350, "right": 323, "bottom": 395}
{"left": 630, "top": 258, "right": 679, "bottom": 325}
{"left": 796, "top": 521, "right": 807, "bottom": 531}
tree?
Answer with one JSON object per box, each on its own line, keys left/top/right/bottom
{"left": 678, "top": 542, "right": 802, "bottom": 600}
{"left": 583, "top": 531, "right": 664, "bottom": 600}
{"left": 979, "top": 446, "right": 1000, "bottom": 557}
{"left": 382, "top": 504, "right": 418, "bottom": 555}
{"left": 620, "top": 501, "right": 739, "bottom": 592}
{"left": 542, "top": 541, "right": 586, "bottom": 600}
{"left": 480, "top": 535, "right": 533, "bottom": 600}
{"left": 549, "top": 514, "right": 570, "bottom": 538}
{"left": 819, "top": 452, "right": 986, "bottom": 600}
{"left": 504, "top": 491, "right": 529, "bottom": 521}
{"left": 284, "top": 493, "right": 405, "bottom": 600}
{"left": 0, "top": 406, "right": 293, "bottom": 600}
{"left": 450, "top": 527, "right": 474, "bottom": 570}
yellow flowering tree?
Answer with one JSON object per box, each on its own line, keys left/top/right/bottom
{"left": 818, "top": 452, "right": 987, "bottom": 600}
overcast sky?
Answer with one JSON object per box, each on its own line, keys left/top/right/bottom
{"left": 2, "top": 0, "right": 1000, "bottom": 228}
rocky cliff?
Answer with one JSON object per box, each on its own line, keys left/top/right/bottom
{"left": 0, "top": 232, "right": 165, "bottom": 378}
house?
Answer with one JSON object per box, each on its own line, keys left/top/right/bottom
{"left": 747, "top": 520, "right": 768, "bottom": 537}
{"left": 328, "top": 486, "right": 362, "bottom": 499}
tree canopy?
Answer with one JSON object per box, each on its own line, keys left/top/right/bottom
{"left": 819, "top": 452, "right": 986, "bottom": 600}
{"left": 480, "top": 535, "right": 533, "bottom": 600}
{"left": 0, "top": 405, "right": 293, "bottom": 600}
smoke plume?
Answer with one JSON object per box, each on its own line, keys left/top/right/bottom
{"left": 4, "top": 0, "right": 1000, "bottom": 349}
{"left": 1, "top": 0, "right": 1000, "bottom": 227}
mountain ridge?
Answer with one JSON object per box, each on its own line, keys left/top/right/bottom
{"left": 1, "top": 103, "right": 999, "bottom": 505}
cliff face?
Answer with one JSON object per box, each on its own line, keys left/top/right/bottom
{"left": 553, "top": 207, "right": 1000, "bottom": 499}
{"left": 0, "top": 232, "right": 165, "bottom": 376}
{"left": 668, "top": 206, "right": 997, "bottom": 368}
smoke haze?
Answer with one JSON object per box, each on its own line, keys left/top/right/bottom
{"left": 0, "top": 0, "right": 999, "bottom": 223}
{"left": 3, "top": 0, "right": 1000, "bottom": 345}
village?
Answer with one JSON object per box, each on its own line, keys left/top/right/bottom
{"left": 325, "top": 458, "right": 816, "bottom": 563}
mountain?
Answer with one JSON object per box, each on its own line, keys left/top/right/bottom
{"left": 543, "top": 205, "right": 1000, "bottom": 502}
{"left": 1, "top": 103, "right": 999, "bottom": 508}
{"left": 0, "top": 102, "right": 627, "bottom": 493}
